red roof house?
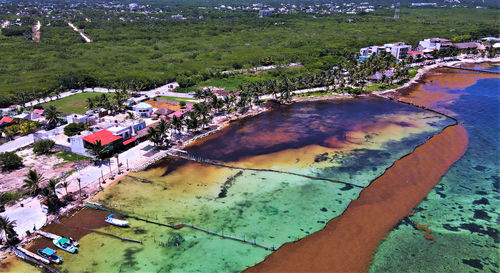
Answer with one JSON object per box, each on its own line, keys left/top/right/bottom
{"left": 0, "top": 117, "right": 14, "bottom": 127}
{"left": 82, "top": 129, "right": 122, "bottom": 146}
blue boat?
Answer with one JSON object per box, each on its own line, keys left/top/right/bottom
{"left": 37, "top": 248, "right": 62, "bottom": 264}
{"left": 53, "top": 237, "right": 78, "bottom": 253}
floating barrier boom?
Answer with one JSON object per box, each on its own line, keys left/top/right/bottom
{"left": 85, "top": 204, "right": 275, "bottom": 251}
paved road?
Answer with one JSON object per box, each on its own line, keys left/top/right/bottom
{"left": 23, "top": 84, "right": 193, "bottom": 108}
{"left": 0, "top": 134, "right": 34, "bottom": 153}
{"left": 63, "top": 140, "right": 159, "bottom": 193}
{"left": 0, "top": 197, "right": 46, "bottom": 238}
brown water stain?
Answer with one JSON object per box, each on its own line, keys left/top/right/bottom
{"left": 397, "top": 69, "right": 499, "bottom": 115}
{"left": 246, "top": 124, "right": 468, "bottom": 273}
{"left": 231, "top": 112, "right": 443, "bottom": 171}
{"left": 26, "top": 208, "right": 110, "bottom": 253}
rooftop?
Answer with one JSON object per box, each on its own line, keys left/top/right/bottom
{"left": 107, "top": 126, "right": 128, "bottom": 133}
{"left": 82, "top": 129, "right": 122, "bottom": 145}
{"left": 134, "top": 102, "right": 152, "bottom": 109}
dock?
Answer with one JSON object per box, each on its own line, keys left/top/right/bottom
{"left": 15, "top": 248, "right": 60, "bottom": 273}
{"left": 443, "top": 65, "right": 500, "bottom": 74}
{"left": 35, "top": 231, "right": 61, "bottom": 240}
{"left": 15, "top": 247, "right": 50, "bottom": 264}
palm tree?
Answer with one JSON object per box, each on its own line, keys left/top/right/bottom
{"left": 0, "top": 216, "right": 18, "bottom": 245}
{"left": 127, "top": 111, "right": 135, "bottom": 120}
{"left": 157, "top": 119, "right": 169, "bottom": 137}
{"left": 23, "top": 169, "right": 43, "bottom": 196}
{"left": 146, "top": 127, "right": 162, "bottom": 148}
{"left": 60, "top": 180, "right": 70, "bottom": 197}
{"left": 47, "top": 179, "right": 58, "bottom": 196}
{"left": 88, "top": 140, "right": 107, "bottom": 163}
{"left": 185, "top": 111, "right": 199, "bottom": 131}
{"left": 44, "top": 105, "right": 60, "bottom": 129}
{"left": 171, "top": 115, "right": 183, "bottom": 134}
{"left": 40, "top": 183, "right": 61, "bottom": 213}
{"left": 86, "top": 97, "right": 95, "bottom": 110}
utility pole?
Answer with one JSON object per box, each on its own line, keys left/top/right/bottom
{"left": 116, "top": 154, "right": 120, "bottom": 174}
{"left": 109, "top": 159, "right": 113, "bottom": 179}
{"left": 394, "top": 1, "right": 400, "bottom": 19}
{"left": 77, "top": 178, "right": 82, "bottom": 202}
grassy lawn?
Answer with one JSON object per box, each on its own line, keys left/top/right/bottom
{"left": 365, "top": 82, "right": 404, "bottom": 93}
{"left": 157, "top": 96, "right": 197, "bottom": 103}
{"left": 55, "top": 151, "right": 92, "bottom": 163}
{"left": 176, "top": 68, "right": 306, "bottom": 93}
{"left": 294, "top": 90, "right": 330, "bottom": 98}
{"left": 408, "top": 66, "right": 423, "bottom": 78}
{"left": 41, "top": 93, "right": 112, "bottom": 114}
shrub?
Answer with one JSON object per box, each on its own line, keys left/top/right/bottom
{"left": 33, "top": 139, "right": 55, "bottom": 155}
{"left": 0, "top": 191, "right": 21, "bottom": 206}
{"left": 64, "top": 122, "right": 86, "bottom": 137}
{"left": 166, "top": 233, "right": 185, "bottom": 247}
{"left": 180, "top": 101, "right": 186, "bottom": 108}
{"left": 0, "top": 152, "right": 23, "bottom": 171}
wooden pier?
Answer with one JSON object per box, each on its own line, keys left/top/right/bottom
{"left": 15, "top": 248, "right": 60, "bottom": 273}
{"left": 16, "top": 247, "right": 50, "bottom": 264}
{"left": 36, "top": 231, "right": 61, "bottom": 240}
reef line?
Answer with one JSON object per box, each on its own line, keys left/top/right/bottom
{"left": 246, "top": 124, "right": 469, "bottom": 273}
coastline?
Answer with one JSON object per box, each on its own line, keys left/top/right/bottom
{"left": 2, "top": 56, "right": 498, "bottom": 270}
{"left": 374, "top": 57, "right": 500, "bottom": 97}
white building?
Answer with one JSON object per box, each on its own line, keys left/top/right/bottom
{"left": 66, "top": 113, "right": 90, "bottom": 124}
{"left": 133, "top": 102, "right": 153, "bottom": 118}
{"left": 360, "top": 42, "right": 411, "bottom": 60}
{"left": 107, "top": 125, "right": 132, "bottom": 140}
{"left": 418, "top": 38, "right": 451, "bottom": 52}
{"left": 391, "top": 44, "right": 412, "bottom": 59}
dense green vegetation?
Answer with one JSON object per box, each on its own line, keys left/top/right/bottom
{"left": 64, "top": 122, "right": 87, "bottom": 136}
{"left": 0, "top": 8, "right": 498, "bottom": 107}
{"left": 33, "top": 139, "right": 55, "bottom": 155}
{"left": 41, "top": 92, "right": 111, "bottom": 114}
{"left": 0, "top": 152, "right": 23, "bottom": 171}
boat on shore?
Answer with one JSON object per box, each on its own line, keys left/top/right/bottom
{"left": 105, "top": 214, "right": 130, "bottom": 227}
{"left": 37, "top": 248, "right": 63, "bottom": 264}
{"left": 53, "top": 237, "right": 78, "bottom": 253}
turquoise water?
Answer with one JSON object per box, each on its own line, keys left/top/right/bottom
{"left": 50, "top": 98, "right": 449, "bottom": 273}
{"left": 15, "top": 98, "right": 453, "bottom": 273}
{"left": 371, "top": 69, "right": 500, "bottom": 272}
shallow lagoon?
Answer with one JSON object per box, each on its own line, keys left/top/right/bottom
{"left": 371, "top": 66, "right": 500, "bottom": 272}
{"left": 35, "top": 96, "right": 454, "bottom": 273}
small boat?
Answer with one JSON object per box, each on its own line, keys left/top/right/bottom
{"left": 68, "top": 237, "right": 79, "bottom": 247}
{"left": 37, "top": 248, "right": 63, "bottom": 264}
{"left": 105, "top": 214, "right": 130, "bottom": 227}
{"left": 53, "top": 237, "right": 78, "bottom": 253}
